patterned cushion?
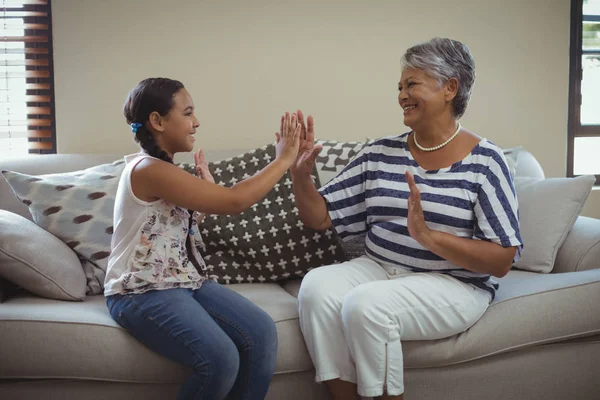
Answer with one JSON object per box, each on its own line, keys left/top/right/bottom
{"left": 315, "top": 140, "right": 367, "bottom": 184}
{"left": 1, "top": 160, "right": 126, "bottom": 294}
{"left": 180, "top": 144, "right": 346, "bottom": 284}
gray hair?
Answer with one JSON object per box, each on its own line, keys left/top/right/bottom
{"left": 401, "top": 38, "right": 475, "bottom": 119}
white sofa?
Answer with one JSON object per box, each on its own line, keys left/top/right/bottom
{"left": 1, "top": 147, "right": 600, "bottom": 400}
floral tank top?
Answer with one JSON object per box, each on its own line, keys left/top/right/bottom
{"left": 104, "top": 154, "right": 207, "bottom": 296}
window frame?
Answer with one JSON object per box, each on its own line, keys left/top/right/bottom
{"left": 568, "top": 0, "right": 600, "bottom": 185}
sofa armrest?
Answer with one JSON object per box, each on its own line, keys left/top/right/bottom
{"left": 553, "top": 216, "right": 600, "bottom": 273}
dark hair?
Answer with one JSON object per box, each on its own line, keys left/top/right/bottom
{"left": 123, "top": 77, "right": 185, "bottom": 163}
{"left": 124, "top": 78, "right": 203, "bottom": 273}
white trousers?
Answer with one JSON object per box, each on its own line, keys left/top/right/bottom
{"left": 297, "top": 256, "right": 491, "bottom": 397}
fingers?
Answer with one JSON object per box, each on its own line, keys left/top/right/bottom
{"left": 291, "top": 112, "right": 297, "bottom": 136}
{"left": 194, "top": 151, "right": 199, "bottom": 166}
{"left": 275, "top": 132, "right": 281, "bottom": 143}
{"left": 280, "top": 115, "right": 284, "bottom": 138}
{"left": 405, "top": 170, "right": 420, "bottom": 205}
{"left": 307, "top": 114, "right": 315, "bottom": 143}
{"left": 309, "top": 145, "right": 323, "bottom": 162}
{"left": 282, "top": 112, "right": 298, "bottom": 138}
{"left": 297, "top": 109, "right": 307, "bottom": 140}
{"left": 286, "top": 112, "right": 291, "bottom": 136}
{"left": 405, "top": 171, "right": 417, "bottom": 193}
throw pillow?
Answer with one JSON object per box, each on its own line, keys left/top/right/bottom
{"left": 512, "top": 175, "right": 596, "bottom": 273}
{"left": 314, "top": 140, "right": 369, "bottom": 257}
{"left": 0, "top": 210, "right": 87, "bottom": 300}
{"left": 179, "top": 144, "right": 346, "bottom": 284}
{"left": 2, "top": 160, "right": 126, "bottom": 294}
{"left": 314, "top": 140, "right": 367, "bottom": 184}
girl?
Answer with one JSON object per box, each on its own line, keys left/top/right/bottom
{"left": 104, "top": 77, "right": 300, "bottom": 400}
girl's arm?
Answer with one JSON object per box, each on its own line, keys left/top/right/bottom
{"left": 132, "top": 113, "right": 301, "bottom": 216}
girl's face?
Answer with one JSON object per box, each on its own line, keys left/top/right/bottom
{"left": 154, "top": 88, "right": 200, "bottom": 156}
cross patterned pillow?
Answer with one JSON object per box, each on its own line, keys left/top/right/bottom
{"left": 180, "top": 144, "right": 346, "bottom": 284}
{"left": 2, "top": 160, "right": 126, "bottom": 295}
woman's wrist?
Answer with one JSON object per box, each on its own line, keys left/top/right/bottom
{"left": 290, "top": 169, "right": 313, "bottom": 181}
{"left": 418, "top": 227, "right": 437, "bottom": 250}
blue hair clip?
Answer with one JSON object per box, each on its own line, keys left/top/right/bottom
{"left": 131, "top": 123, "right": 143, "bottom": 133}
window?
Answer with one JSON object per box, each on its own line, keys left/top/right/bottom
{"left": 569, "top": 0, "right": 600, "bottom": 184}
{"left": 1, "top": 0, "right": 55, "bottom": 159}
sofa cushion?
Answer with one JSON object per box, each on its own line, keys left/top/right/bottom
{"left": 0, "top": 283, "right": 313, "bottom": 382}
{"left": 179, "top": 144, "right": 346, "bottom": 284}
{"left": 1, "top": 160, "right": 126, "bottom": 295}
{"left": 0, "top": 278, "right": 18, "bottom": 303}
{"left": 2, "top": 273, "right": 599, "bottom": 380}
{"left": 512, "top": 175, "right": 595, "bottom": 273}
{"left": 282, "top": 268, "right": 600, "bottom": 368}
{"left": 314, "top": 140, "right": 367, "bottom": 184}
{"left": 0, "top": 210, "right": 86, "bottom": 301}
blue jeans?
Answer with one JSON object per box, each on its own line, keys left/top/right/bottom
{"left": 106, "top": 280, "right": 278, "bottom": 400}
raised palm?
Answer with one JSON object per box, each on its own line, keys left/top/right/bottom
{"left": 290, "top": 109, "right": 322, "bottom": 176}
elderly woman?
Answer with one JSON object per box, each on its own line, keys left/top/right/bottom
{"left": 288, "top": 38, "right": 523, "bottom": 400}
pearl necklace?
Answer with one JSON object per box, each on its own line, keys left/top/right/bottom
{"left": 413, "top": 122, "right": 462, "bottom": 152}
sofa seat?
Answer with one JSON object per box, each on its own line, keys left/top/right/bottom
{"left": 0, "top": 283, "right": 314, "bottom": 383}
{"left": 282, "top": 268, "right": 600, "bottom": 368}
{"left": 3, "top": 268, "right": 600, "bottom": 385}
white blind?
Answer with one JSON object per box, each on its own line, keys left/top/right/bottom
{"left": 1, "top": 0, "right": 54, "bottom": 159}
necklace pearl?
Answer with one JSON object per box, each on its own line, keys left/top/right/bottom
{"left": 413, "top": 122, "right": 462, "bottom": 152}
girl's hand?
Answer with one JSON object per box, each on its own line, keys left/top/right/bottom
{"left": 275, "top": 112, "right": 301, "bottom": 167}
{"left": 194, "top": 148, "right": 213, "bottom": 224}
{"left": 194, "top": 149, "right": 215, "bottom": 183}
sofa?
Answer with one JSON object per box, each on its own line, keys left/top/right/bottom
{"left": 1, "top": 145, "right": 600, "bottom": 400}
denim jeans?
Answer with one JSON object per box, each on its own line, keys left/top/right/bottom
{"left": 106, "top": 280, "right": 278, "bottom": 400}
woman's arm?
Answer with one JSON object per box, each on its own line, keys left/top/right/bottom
{"left": 290, "top": 110, "right": 332, "bottom": 230}
{"left": 421, "top": 230, "right": 516, "bottom": 278}
{"left": 405, "top": 171, "right": 516, "bottom": 278}
{"left": 291, "top": 172, "right": 332, "bottom": 230}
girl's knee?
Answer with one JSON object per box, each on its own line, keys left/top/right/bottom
{"left": 247, "top": 309, "right": 278, "bottom": 362}
{"left": 193, "top": 336, "right": 240, "bottom": 392}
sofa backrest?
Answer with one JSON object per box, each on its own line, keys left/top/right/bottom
{"left": 0, "top": 150, "right": 243, "bottom": 220}
{"left": 503, "top": 147, "right": 546, "bottom": 180}
{"left": 0, "top": 146, "right": 547, "bottom": 220}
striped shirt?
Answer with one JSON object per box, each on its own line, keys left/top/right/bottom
{"left": 319, "top": 133, "right": 524, "bottom": 299}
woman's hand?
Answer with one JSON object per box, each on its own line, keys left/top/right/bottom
{"left": 275, "top": 112, "right": 301, "bottom": 167}
{"left": 194, "top": 149, "right": 215, "bottom": 184}
{"left": 406, "top": 171, "right": 432, "bottom": 247}
{"left": 290, "top": 109, "right": 323, "bottom": 177}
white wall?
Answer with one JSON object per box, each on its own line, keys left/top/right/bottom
{"left": 51, "top": 0, "right": 599, "bottom": 218}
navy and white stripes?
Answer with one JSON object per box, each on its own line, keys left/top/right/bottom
{"left": 319, "top": 133, "right": 523, "bottom": 299}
